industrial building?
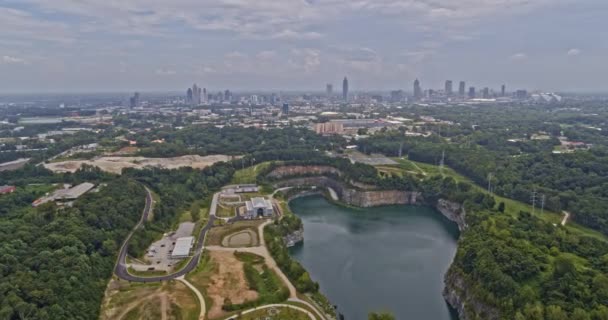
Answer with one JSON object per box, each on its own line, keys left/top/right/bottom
{"left": 171, "top": 236, "right": 194, "bottom": 259}
{"left": 0, "top": 185, "right": 16, "bottom": 194}
{"left": 32, "top": 182, "right": 95, "bottom": 207}
{"left": 244, "top": 197, "right": 274, "bottom": 218}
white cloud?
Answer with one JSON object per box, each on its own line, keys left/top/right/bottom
{"left": 567, "top": 48, "right": 581, "bottom": 56}
{"left": 510, "top": 53, "right": 528, "bottom": 61}
{"left": 1, "top": 55, "right": 28, "bottom": 65}
{"left": 155, "top": 68, "right": 177, "bottom": 75}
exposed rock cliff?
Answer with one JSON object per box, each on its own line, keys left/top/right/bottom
{"left": 435, "top": 199, "right": 467, "bottom": 231}
{"left": 443, "top": 269, "right": 500, "bottom": 320}
{"left": 274, "top": 176, "right": 421, "bottom": 207}
{"left": 267, "top": 165, "right": 341, "bottom": 179}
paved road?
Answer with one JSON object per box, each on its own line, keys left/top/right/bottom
{"left": 114, "top": 189, "right": 217, "bottom": 282}
{"left": 230, "top": 303, "right": 316, "bottom": 320}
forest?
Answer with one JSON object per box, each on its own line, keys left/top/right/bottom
{"left": 0, "top": 178, "right": 145, "bottom": 319}
{"left": 358, "top": 129, "right": 608, "bottom": 236}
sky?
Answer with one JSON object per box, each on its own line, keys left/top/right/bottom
{"left": 0, "top": 0, "right": 607, "bottom": 93}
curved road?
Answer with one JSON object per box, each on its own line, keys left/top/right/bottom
{"left": 114, "top": 189, "right": 218, "bottom": 282}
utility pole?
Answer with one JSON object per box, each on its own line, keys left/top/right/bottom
{"left": 398, "top": 142, "right": 403, "bottom": 158}
{"left": 531, "top": 189, "right": 537, "bottom": 215}
{"left": 440, "top": 150, "right": 445, "bottom": 176}
{"left": 487, "top": 173, "right": 493, "bottom": 194}
{"left": 540, "top": 194, "right": 546, "bottom": 215}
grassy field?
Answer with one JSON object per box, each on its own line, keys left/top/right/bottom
{"left": 230, "top": 162, "right": 271, "bottom": 184}
{"left": 390, "top": 157, "right": 608, "bottom": 241}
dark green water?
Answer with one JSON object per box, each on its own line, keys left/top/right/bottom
{"left": 289, "top": 195, "right": 460, "bottom": 320}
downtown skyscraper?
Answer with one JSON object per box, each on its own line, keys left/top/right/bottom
{"left": 413, "top": 79, "right": 422, "bottom": 100}
{"left": 459, "top": 81, "right": 466, "bottom": 97}
{"left": 445, "top": 80, "right": 453, "bottom": 96}
{"left": 342, "top": 77, "right": 349, "bottom": 101}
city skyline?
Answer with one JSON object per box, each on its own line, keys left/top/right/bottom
{"left": 0, "top": 1, "right": 607, "bottom": 93}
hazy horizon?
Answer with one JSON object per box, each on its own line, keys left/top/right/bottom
{"left": 1, "top": 1, "right": 607, "bottom": 93}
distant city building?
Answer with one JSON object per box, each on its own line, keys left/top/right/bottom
{"left": 459, "top": 81, "right": 466, "bottom": 97}
{"left": 468, "top": 87, "right": 476, "bottom": 99}
{"left": 413, "top": 79, "right": 422, "bottom": 100}
{"left": 192, "top": 84, "right": 201, "bottom": 105}
{"left": 326, "top": 84, "right": 333, "bottom": 97}
{"left": 445, "top": 80, "right": 453, "bottom": 96}
{"left": 129, "top": 92, "right": 140, "bottom": 109}
{"left": 315, "top": 122, "right": 344, "bottom": 135}
{"left": 224, "top": 89, "right": 232, "bottom": 102}
{"left": 482, "top": 87, "right": 490, "bottom": 99}
{"left": 390, "top": 90, "right": 405, "bottom": 102}
{"left": 342, "top": 77, "right": 349, "bottom": 101}
{"left": 186, "top": 88, "right": 193, "bottom": 104}
{"left": 282, "top": 103, "right": 289, "bottom": 115}
{"left": 501, "top": 84, "right": 506, "bottom": 97}
{"left": 202, "top": 88, "right": 207, "bottom": 103}
{"left": 516, "top": 90, "right": 528, "bottom": 100}
{"left": 0, "top": 185, "right": 16, "bottom": 195}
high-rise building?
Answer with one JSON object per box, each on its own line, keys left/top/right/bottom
{"left": 203, "top": 88, "right": 207, "bottom": 103}
{"left": 459, "top": 81, "right": 466, "bottom": 97}
{"left": 468, "top": 87, "right": 476, "bottom": 99}
{"left": 282, "top": 103, "right": 289, "bottom": 115}
{"left": 482, "top": 87, "right": 490, "bottom": 99}
{"left": 192, "top": 84, "right": 201, "bottom": 105}
{"left": 224, "top": 90, "right": 231, "bottom": 102}
{"left": 413, "top": 79, "right": 422, "bottom": 100}
{"left": 501, "top": 84, "right": 506, "bottom": 97}
{"left": 516, "top": 90, "right": 528, "bottom": 100}
{"left": 445, "top": 80, "right": 453, "bottom": 96}
{"left": 129, "top": 92, "right": 140, "bottom": 109}
{"left": 186, "top": 88, "right": 193, "bottom": 104}
{"left": 326, "top": 84, "right": 333, "bottom": 96}
{"left": 342, "top": 77, "right": 349, "bottom": 101}
{"left": 390, "top": 90, "right": 404, "bottom": 102}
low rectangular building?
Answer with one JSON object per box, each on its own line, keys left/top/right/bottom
{"left": 171, "top": 236, "right": 194, "bottom": 259}
{"left": 0, "top": 185, "right": 16, "bottom": 194}
{"left": 244, "top": 197, "right": 274, "bottom": 218}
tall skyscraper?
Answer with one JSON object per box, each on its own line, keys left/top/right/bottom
{"left": 186, "top": 88, "right": 193, "bottom": 104}
{"left": 282, "top": 103, "right": 289, "bottom": 115}
{"left": 342, "top": 77, "right": 349, "bottom": 101}
{"left": 468, "top": 87, "right": 476, "bottom": 99}
{"left": 326, "top": 84, "right": 333, "bottom": 96}
{"left": 501, "top": 84, "right": 506, "bottom": 97}
{"left": 192, "top": 84, "right": 200, "bottom": 105}
{"left": 459, "top": 81, "right": 466, "bottom": 97}
{"left": 203, "top": 88, "right": 207, "bottom": 103}
{"left": 482, "top": 87, "right": 490, "bottom": 99}
{"left": 129, "top": 92, "right": 140, "bottom": 109}
{"left": 413, "top": 79, "right": 422, "bottom": 100}
{"left": 445, "top": 80, "right": 453, "bottom": 96}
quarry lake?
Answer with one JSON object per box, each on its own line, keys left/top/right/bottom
{"left": 289, "top": 195, "right": 460, "bottom": 320}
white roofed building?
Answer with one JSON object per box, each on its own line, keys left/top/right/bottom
{"left": 171, "top": 236, "right": 194, "bottom": 259}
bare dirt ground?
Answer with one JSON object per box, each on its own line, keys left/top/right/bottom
{"left": 100, "top": 278, "right": 199, "bottom": 320}
{"left": 44, "top": 154, "right": 238, "bottom": 174}
{"left": 206, "top": 220, "right": 263, "bottom": 246}
{"left": 221, "top": 229, "right": 258, "bottom": 247}
{"left": 206, "top": 251, "right": 259, "bottom": 319}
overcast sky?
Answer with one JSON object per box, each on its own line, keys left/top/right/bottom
{"left": 0, "top": 0, "right": 607, "bottom": 93}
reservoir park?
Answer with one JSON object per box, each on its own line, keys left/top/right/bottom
{"left": 289, "top": 195, "right": 460, "bottom": 320}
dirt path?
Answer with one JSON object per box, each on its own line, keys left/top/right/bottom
{"left": 177, "top": 276, "right": 206, "bottom": 320}
{"left": 160, "top": 293, "right": 168, "bottom": 320}
{"left": 562, "top": 211, "right": 570, "bottom": 226}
